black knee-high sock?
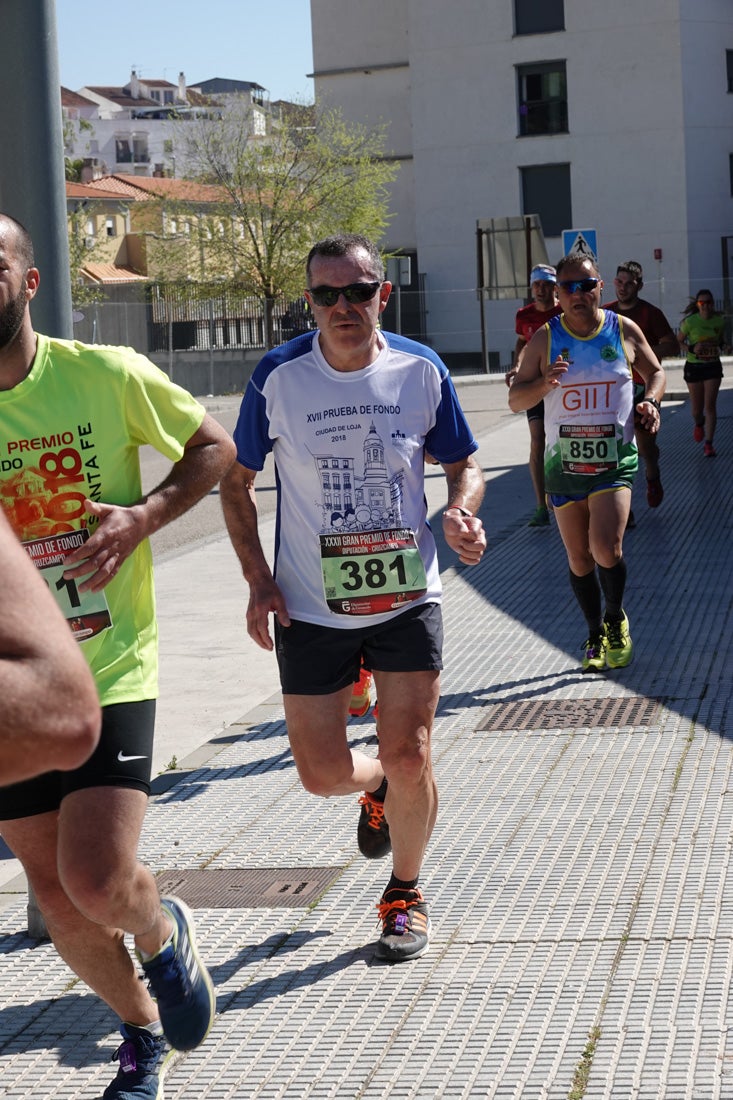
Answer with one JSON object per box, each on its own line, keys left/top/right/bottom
{"left": 569, "top": 568, "right": 603, "bottom": 634}
{"left": 597, "top": 559, "right": 627, "bottom": 622}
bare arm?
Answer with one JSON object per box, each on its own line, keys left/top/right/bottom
{"left": 219, "top": 460, "right": 291, "bottom": 651}
{"left": 655, "top": 331, "right": 679, "bottom": 360}
{"left": 507, "top": 326, "right": 568, "bottom": 413}
{"left": 62, "top": 413, "right": 236, "bottom": 592}
{"left": 622, "top": 317, "right": 666, "bottom": 433}
{"left": 440, "top": 454, "right": 487, "bottom": 566}
{"left": 505, "top": 336, "right": 527, "bottom": 385}
{"left": 0, "top": 513, "right": 101, "bottom": 784}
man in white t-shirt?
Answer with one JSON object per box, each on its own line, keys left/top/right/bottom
{"left": 221, "top": 233, "right": 486, "bottom": 963}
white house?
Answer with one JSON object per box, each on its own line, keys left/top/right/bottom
{"left": 63, "top": 71, "right": 274, "bottom": 182}
{"left": 310, "top": 0, "right": 733, "bottom": 369}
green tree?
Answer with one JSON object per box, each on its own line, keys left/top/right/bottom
{"left": 171, "top": 100, "right": 399, "bottom": 347}
{"left": 66, "top": 206, "right": 106, "bottom": 310}
{"left": 63, "top": 117, "right": 95, "bottom": 181}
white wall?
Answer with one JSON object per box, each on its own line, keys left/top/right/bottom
{"left": 311, "top": 0, "right": 733, "bottom": 365}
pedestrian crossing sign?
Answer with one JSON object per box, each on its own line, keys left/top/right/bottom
{"left": 562, "top": 229, "right": 598, "bottom": 262}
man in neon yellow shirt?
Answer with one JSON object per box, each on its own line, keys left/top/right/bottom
{"left": 0, "top": 213, "right": 235, "bottom": 1098}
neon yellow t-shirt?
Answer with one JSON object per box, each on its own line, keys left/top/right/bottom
{"left": 0, "top": 335, "right": 205, "bottom": 705}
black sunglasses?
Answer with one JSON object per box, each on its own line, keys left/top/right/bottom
{"left": 558, "top": 277, "right": 599, "bottom": 294}
{"left": 308, "top": 281, "right": 381, "bottom": 307}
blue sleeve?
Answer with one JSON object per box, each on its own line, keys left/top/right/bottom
{"left": 232, "top": 374, "right": 272, "bottom": 472}
{"left": 424, "top": 373, "right": 479, "bottom": 464}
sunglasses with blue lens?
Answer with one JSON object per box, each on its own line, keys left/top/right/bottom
{"left": 308, "top": 281, "right": 382, "bottom": 307}
{"left": 558, "top": 277, "right": 599, "bottom": 294}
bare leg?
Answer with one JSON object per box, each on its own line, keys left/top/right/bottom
{"left": 284, "top": 670, "right": 440, "bottom": 883}
{"left": 372, "top": 669, "right": 440, "bottom": 882}
{"left": 527, "top": 418, "right": 546, "bottom": 509}
{"left": 687, "top": 379, "right": 704, "bottom": 434}
{"left": 1, "top": 793, "right": 164, "bottom": 1027}
{"left": 635, "top": 425, "right": 660, "bottom": 481}
{"left": 703, "top": 376, "right": 722, "bottom": 443}
{"left": 587, "top": 488, "right": 630, "bottom": 569}
{"left": 284, "top": 684, "right": 385, "bottom": 797}
{"left": 553, "top": 497, "right": 593, "bottom": 576}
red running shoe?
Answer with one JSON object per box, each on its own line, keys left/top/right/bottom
{"left": 704, "top": 442, "right": 717, "bottom": 457}
{"left": 693, "top": 423, "right": 704, "bottom": 443}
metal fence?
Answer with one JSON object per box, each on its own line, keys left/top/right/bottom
{"left": 147, "top": 286, "right": 314, "bottom": 352}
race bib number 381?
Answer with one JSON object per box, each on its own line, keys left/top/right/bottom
{"left": 23, "top": 529, "right": 113, "bottom": 642}
{"left": 320, "top": 527, "right": 427, "bottom": 616}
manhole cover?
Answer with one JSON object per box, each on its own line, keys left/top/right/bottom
{"left": 155, "top": 866, "right": 344, "bottom": 908}
{"left": 476, "top": 695, "right": 660, "bottom": 732}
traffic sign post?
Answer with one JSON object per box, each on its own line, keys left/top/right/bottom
{"left": 562, "top": 229, "right": 598, "bottom": 263}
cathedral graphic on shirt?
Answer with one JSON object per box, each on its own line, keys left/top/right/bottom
{"left": 316, "top": 422, "right": 405, "bottom": 532}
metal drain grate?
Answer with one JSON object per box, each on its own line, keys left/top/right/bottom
{"left": 476, "top": 695, "right": 660, "bottom": 732}
{"left": 155, "top": 866, "right": 344, "bottom": 909}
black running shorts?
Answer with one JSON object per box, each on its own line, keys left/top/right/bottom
{"left": 683, "top": 360, "right": 723, "bottom": 384}
{"left": 0, "top": 699, "right": 156, "bottom": 820}
{"left": 275, "top": 602, "right": 444, "bottom": 696}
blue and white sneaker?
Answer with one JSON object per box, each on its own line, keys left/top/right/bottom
{"left": 103, "top": 1024, "right": 172, "bottom": 1099}
{"left": 139, "top": 896, "right": 215, "bottom": 1052}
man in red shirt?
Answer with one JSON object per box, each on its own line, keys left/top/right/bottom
{"left": 604, "top": 261, "right": 678, "bottom": 517}
{"left": 506, "top": 264, "right": 562, "bottom": 526}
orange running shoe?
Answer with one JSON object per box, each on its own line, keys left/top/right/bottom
{"left": 357, "top": 788, "right": 391, "bottom": 859}
{"left": 348, "top": 666, "right": 372, "bottom": 717}
{"left": 375, "top": 888, "right": 430, "bottom": 962}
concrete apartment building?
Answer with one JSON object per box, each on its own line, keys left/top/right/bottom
{"left": 310, "top": 0, "right": 733, "bottom": 369}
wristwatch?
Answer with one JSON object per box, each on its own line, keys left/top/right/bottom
{"left": 643, "top": 396, "right": 661, "bottom": 412}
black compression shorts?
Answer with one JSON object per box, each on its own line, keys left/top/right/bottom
{"left": 0, "top": 699, "right": 156, "bottom": 820}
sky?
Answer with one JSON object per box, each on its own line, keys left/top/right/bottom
{"left": 55, "top": 0, "right": 315, "bottom": 103}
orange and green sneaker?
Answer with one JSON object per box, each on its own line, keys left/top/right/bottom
{"left": 581, "top": 627, "right": 607, "bottom": 672}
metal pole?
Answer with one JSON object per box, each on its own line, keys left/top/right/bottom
{"left": 525, "top": 215, "right": 533, "bottom": 290}
{"left": 476, "top": 225, "right": 489, "bottom": 374}
{"left": 0, "top": 0, "right": 70, "bottom": 940}
{"left": 0, "top": 0, "right": 73, "bottom": 339}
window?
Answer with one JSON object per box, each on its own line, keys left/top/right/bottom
{"left": 518, "top": 62, "right": 567, "bottom": 136}
{"left": 132, "top": 134, "right": 149, "bottom": 164}
{"left": 105, "top": 217, "right": 115, "bottom": 237}
{"left": 515, "top": 0, "right": 564, "bottom": 35}
{"left": 727, "top": 50, "right": 733, "bottom": 93}
{"left": 115, "top": 137, "right": 132, "bottom": 163}
{"left": 520, "top": 163, "right": 571, "bottom": 238}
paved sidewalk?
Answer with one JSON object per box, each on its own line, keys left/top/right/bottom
{"left": 1, "top": 365, "right": 732, "bottom": 1098}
